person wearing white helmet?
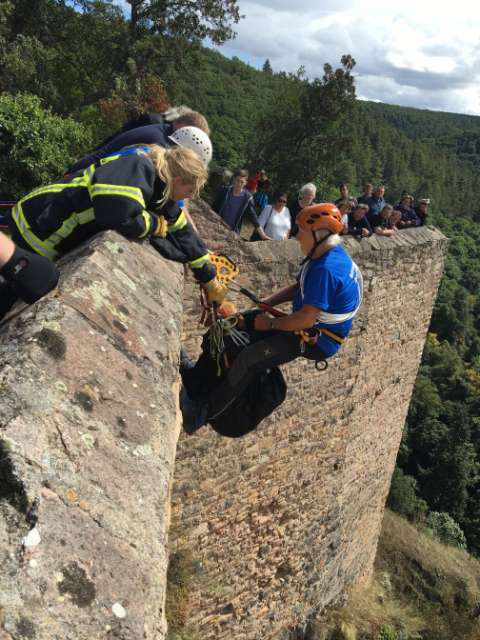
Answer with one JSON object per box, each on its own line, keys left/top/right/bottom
{"left": 168, "top": 126, "right": 212, "bottom": 166}
{"left": 67, "top": 111, "right": 212, "bottom": 173}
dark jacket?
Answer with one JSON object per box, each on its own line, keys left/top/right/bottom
{"left": 212, "top": 185, "right": 260, "bottom": 233}
{"left": 8, "top": 154, "right": 215, "bottom": 283}
{"left": 90, "top": 113, "right": 166, "bottom": 152}
{"left": 397, "top": 203, "right": 420, "bottom": 227}
{"left": 348, "top": 213, "right": 372, "bottom": 236}
{"left": 68, "top": 122, "right": 175, "bottom": 174}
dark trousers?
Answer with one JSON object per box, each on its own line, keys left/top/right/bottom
{"left": 183, "top": 325, "right": 326, "bottom": 420}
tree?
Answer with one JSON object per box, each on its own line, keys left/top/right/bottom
{"left": 127, "top": 0, "right": 241, "bottom": 42}
{"left": 262, "top": 58, "right": 273, "bottom": 75}
{"left": 0, "top": 93, "right": 91, "bottom": 199}
{"left": 251, "top": 56, "right": 357, "bottom": 193}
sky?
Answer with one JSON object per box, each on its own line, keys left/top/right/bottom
{"left": 214, "top": 0, "right": 480, "bottom": 116}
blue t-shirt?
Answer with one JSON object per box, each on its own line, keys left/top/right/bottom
{"left": 292, "top": 245, "right": 362, "bottom": 357}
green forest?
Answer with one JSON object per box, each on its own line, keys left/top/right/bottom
{"left": 2, "top": 0, "right": 480, "bottom": 557}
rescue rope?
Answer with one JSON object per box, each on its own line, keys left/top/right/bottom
{"left": 209, "top": 315, "right": 250, "bottom": 376}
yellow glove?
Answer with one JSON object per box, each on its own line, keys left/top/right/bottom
{"left": 202, "top": 277, "right": 228, "bottom": 305}
{"left": 153, "top": 215, "right": 168, "bottom": 238}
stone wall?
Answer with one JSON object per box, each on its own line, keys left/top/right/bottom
{"left": 0, "top": 232, "right": 183, "bottom": 640}
{"left": 171, "top": 202, "right": 448, "bottom": 640}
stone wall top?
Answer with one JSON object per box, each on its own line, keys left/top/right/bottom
{"left": 0, "top": 232, "right": 183, "bottom": 640}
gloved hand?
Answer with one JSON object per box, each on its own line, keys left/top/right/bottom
{"left": 202, "top": 277, "right": 228, "bottom": 305}
{"left": 152, "top": 215, "right": 168, "bottom": 238}
{"left": 0, "top": 246, "right": 59, "bottom": 303}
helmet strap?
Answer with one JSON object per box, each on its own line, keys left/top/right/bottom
{"left": 302, "top": 230, "right": 332, "bottom": 263}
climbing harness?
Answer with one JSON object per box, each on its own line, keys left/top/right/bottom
{"left": 202, "top": 252, "right": 344, "bottom": 372}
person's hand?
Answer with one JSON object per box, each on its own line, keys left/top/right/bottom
{"left": 254, "top": 313, "right": 273, "bottom": 331}
{"left": 361, "top": 228, "right": 370, "bottom": 237}
{"left": 255, "top": 227, "right": 270, "bottom": 241}
{"left": 202, "top": 277, "right": 227, "bottom": 305}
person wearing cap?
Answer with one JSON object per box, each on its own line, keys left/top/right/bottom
{"left": 67, "top": 110, "right": 212, "bottom": 174}
{"left": 396, "top": 194, "right": 420, "bottom": 228}
{"left": 4, "top": 145, "right": 227, "bottom": 311}
{"left": 0, "top": 233, "right": 59, "bottom": 319}
{"left": 415, "top": 198, "right": 430, "bottom": 226}
{"left": 181, "top": 203, "right": 363, "bottom": 433}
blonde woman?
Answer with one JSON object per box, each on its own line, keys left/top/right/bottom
{"left": 6, "top": 145, "right": 226, "bottom": 305}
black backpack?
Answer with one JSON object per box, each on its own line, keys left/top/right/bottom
{"left": 209, "top": 365, "right": 286, "bottom": 438}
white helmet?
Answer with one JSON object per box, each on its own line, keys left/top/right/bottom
{"left": 168, "top": 126, "right": 212, "bottom": 166}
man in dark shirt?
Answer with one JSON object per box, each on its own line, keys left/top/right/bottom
{"left": 334, "top": 182, "right": 357, "bottom": 208}
{"left": 367, "top": 204, "right": 397, "bottom": 237}
{"left": 414, "top": 198, "right": 430, "bottom": 226}
{"left": 357, "top": 182, "right": 373, "bottom": 205}
{"left": 396, "top": 194, "right": 420, "bottom": 228}
{"left": 212, "top": 170, "right": 267, "bottom": 238}
{"left": 348, "top": 204, "right": 372, "bottom": 237}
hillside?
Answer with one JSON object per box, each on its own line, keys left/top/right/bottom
{"left": 308, "top": 510, "right": 480, "bottom": 640}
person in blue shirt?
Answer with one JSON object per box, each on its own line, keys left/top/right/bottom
{"left": 181, "top": 203, "right": 363, "bottom": 433}
{"left": 364, "top": 185, "right": 386, "bottom": 218}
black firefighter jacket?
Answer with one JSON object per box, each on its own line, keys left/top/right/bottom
{"left": 7, "top": 153, "right": 215, "bottom": 283}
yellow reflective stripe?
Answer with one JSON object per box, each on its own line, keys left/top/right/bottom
{"left": 11, "top": 203, "right": 58, "bottom": 259}
{"left": 84, "top": 165, "right": 96, "bottom": 196}
{"left": 189, "top": 253, "right": 211, "bottom": 269}
{"left": 85, "top": 165, "right": 95, "bottom": 182}
{"left": 21, "top": 179, "right": 88, "bottom": 203}
{"left": 138, "top": 211, "right": 151, "bottom": 238}
{"left": 100, "top": 155, "right": 121, "bottom": 165}
{"left": 167, "top": 210, "right": 187, "bottom": 233}
{"left": 48, "top": 216, "right": 79, "bottom": 245}
{"left": 91, "top": 183, "right": 145, "bottom": 207}
{"left": 77, "top": 208, "right": 95, "bottom": 224}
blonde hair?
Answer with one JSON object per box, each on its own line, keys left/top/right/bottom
{"left": 146, "top": 144, "right": 208, "bottom": 205}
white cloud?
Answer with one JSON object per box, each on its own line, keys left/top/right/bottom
{"left": 216, "top": 0, "right": 480, "bottom": 116}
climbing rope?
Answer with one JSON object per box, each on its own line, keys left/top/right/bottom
{"left": 208, "top": 314, "right": 250, "bottom": 376}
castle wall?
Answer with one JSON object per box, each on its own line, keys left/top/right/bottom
{"left": 0, "top": 233, "right": 183, "bottom": 640}
{"left": 171, "top": 202, "right": 448, "bottom": 639}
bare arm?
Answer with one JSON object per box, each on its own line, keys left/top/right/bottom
{"left": 0, "top": 234, "right": 15, "bottom": 267}
{"left": 262, "top": 283, "right": 298, "bottom": 307}
{"left": 255, "top": 304, "right": 319, "bottom": 332}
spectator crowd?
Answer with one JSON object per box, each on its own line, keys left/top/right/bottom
{"left": 212, "top": 171, "right": 431, "bottom": 242}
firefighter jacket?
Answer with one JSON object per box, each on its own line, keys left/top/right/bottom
{"left": 8, "top": 153, "right": 215, "bottom": 283}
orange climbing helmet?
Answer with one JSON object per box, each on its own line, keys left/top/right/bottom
{"left": 296, "top": 203, "right": 344, "bottom": 235}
